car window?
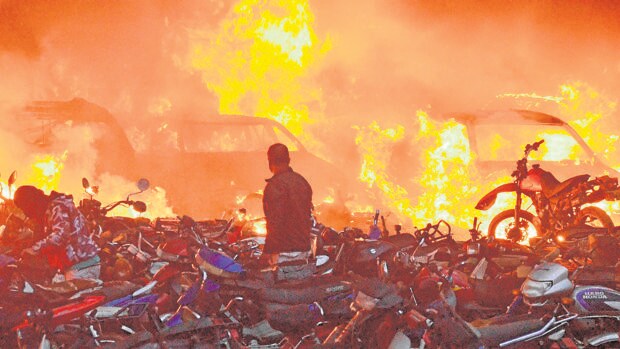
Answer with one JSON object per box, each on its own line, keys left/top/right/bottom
{"left": 473, "top": 124, "right": 587, "bottom": 162}
{"left": 11, "top": 117, "right": 109, "bottom": 151}
{"left": 127, "top": 122, "right": 181, "bottom": 154}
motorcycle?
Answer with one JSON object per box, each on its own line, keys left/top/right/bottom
{"left": 79, "top": 177, "right": 159, "bottom": 281}
{"left": 456, "top": 218, "right": 540, "bottom": 319}
{"left": 0, "top": 254, "right": 107, "bottom": 348}
{"left": 507, "top": 243, "right": 620, "bottom": 347}
{"left": 79, "top": 177, "right": 151, "bottom": 236}
{"left": 476, "top": 139, "right": 620, "bottom": 248}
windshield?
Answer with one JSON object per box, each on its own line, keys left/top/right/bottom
{"left": 473, "top": 124, "right": 590, "bottom": 163}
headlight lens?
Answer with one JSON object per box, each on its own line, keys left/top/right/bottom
{"left": 466, "top": 242, "right": 480, "bottom": 255}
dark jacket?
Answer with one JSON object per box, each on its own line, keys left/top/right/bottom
{"left": 262, "top": 167, "right": 313, "bottom": 254}
{"left": 32, "top": 192, "right": 99, "bottom": 270}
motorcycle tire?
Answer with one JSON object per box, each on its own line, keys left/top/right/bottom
{"left": 487, "top": 210, "right": 539, "bottom": 242}
{"left": 576, "top": 206, "right": 613, "bottom": 229}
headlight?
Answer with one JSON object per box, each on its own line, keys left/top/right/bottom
{"left": 466, "top": 242, "right": 480, "bottom": 255}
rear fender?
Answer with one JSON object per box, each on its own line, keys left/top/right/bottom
{"left": 475, "top": 183, "right": 518, "bottom": 211}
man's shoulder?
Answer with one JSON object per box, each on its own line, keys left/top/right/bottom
{"left": 283, "top": 168, "right": 309, "bottom": 182}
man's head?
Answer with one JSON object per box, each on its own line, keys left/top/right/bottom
{"left": 13, "top": 185, "right": 50, "bottom": 221}
{"left": 267, "top": 143, "right": 290, "bottom": 173}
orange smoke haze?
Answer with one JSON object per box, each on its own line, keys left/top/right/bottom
{"left": 1, "top": 0, "right": 619, "bottom": 235}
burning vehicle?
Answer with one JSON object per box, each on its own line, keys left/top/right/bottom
{"left": 0, "top": 98, "right": 138, "bottom": 182}
{"left": 378, "top": 109, "right": 620, "bottom": 240}
{"left": 443, "top": 109, "right": 619, "bottom": 181}
{"left": 455, "top": 110, "right": 620, "bottom": 242}
{"left": 129, "top": 115, "right": 353, "bottom": 220}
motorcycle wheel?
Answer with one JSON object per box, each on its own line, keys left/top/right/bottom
{"left": 576, "top": 206, "right": 613, "bottom": 228}
{"left": 487, "top": 210, "right": 539, "bottom": 243}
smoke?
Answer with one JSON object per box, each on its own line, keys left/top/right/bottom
{"left": 1, "top": 0, "right": 619, "bottom": 226}
{"left": 312, "top": 0, "right": 620, "bottom": 115}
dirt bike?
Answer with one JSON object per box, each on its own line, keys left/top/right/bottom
{"left": 476, "top": 139, "right": 620, "bottom": 249}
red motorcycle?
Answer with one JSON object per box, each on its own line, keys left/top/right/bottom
{"left": 476, "top": 139, "right": 620, "bottom": 248}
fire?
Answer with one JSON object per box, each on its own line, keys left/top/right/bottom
{"left": 28, "top": 152, "right": 67, "bottom": 192}
{"left": 353, "top": 110, "right": 539, "bottom": 242}
{"left": 188, "top": 0, "right": 330, "bottom": 156}
{"left": 413, "top": 111, "right": 509, "bottom": 235}
{"left": 494, "top": 81, "right": 620, "bottom": 240}
{"left": 557, "top": 82, "right": 619, "bottom": 166}
{"left": 413, "top": 112, "right": 473, "bottom": 224}
{"left": 252, "top": 219, "right": 267, "bottom": 236}
{"left": 0, "top": 181, "right": 13, "bottom": 201}
{"left": 535, "top": 133, "right": 579, "bottom": 162}
{"left": 322, "top": 195, "right": 334, "bottom": 204}
{"left": 354, "top": 120, "right": 416, "bottom": 225}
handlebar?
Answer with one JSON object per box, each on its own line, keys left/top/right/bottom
{"left": 101, "top": 200, "right": 147, "bottom": 215}
{"left": 413, "top": 220, "right": 452, "bottom": 243}
{"left": 512, "top": 139, "right": 545, "bottom": 180}
{"left": 525, "top": 139, "right": 545, "bottom": 154}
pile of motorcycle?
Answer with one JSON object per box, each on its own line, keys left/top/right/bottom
{"left": 4, "top": 134, "right": 620, "bottom": 348}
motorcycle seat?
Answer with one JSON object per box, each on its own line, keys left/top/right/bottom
{"left": 542, "top": 174, "right": 590, "bottom": 199}
{"left": 259, "top": 276, "right": 352, "bottom": 304}
{"left": 474, "top": 315, "right": 547, "bottom": 347}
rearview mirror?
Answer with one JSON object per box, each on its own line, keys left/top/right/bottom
{"left": 136, "top": 178, "right": 150, "bottom": 192}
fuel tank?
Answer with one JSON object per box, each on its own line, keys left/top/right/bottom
{"left": 520, "top": 165, "right": 546, "bottom": 192}
{"left": 572, "top": 286, "right": 620, "bottom": 312}
{"left": 521, "top": 262, "right": 573, "bottom": 305}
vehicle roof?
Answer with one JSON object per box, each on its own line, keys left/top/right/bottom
{"left": 13, "top": 97, "right": 135, "bottom": 154}
{"left": 147, "top": 114, "right": 307, "bottom": 152}
{"left": 442, "top": 109, "right": 566, "bottom": 126}
{"left": 21, "top": 98, "right": 120, "bottom": 124}
{"left": 161, "top": 114, "right": 285, "bottom": 126}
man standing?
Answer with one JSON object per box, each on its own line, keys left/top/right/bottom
{"left": 262, "top": 143, "right": 313, "bottom": 269}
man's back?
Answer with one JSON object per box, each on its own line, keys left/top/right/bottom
{"left": 263, "top": 168, "right": 313, "bottom": 254}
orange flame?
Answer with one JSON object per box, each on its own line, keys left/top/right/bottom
{"left": 354, "top": 120, "right": 415, "bottom": 226}
{"left": 188, "top": 0, "right": 330, "bottom": 156}
{"left": 28, "top": 152, "right": 67, "bottom": 192}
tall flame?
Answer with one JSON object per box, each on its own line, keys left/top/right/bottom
{"left": 188, "top": 0, "right": 330, "bottom": 154}
{"left": 354, "top": 120, "right": 416, "bottom": 225}
{"left": 354, "top": 110, "right": 537, "bottom": 240}
{"left": 413, "top": 111, "right": 475, "bottom": 223}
